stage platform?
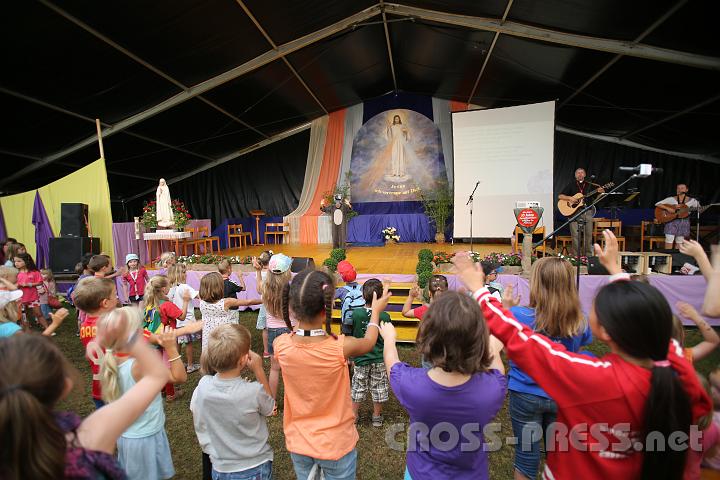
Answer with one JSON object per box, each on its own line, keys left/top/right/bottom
{"left": 219, "top": 242, "right": 511, "bottom": 275}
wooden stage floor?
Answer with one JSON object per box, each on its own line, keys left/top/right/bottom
{"left": 222, "top": 242, "right": 511, "bottom": 275}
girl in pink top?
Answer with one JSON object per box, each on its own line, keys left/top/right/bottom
{"left": 274, "top": 269, "right": 390, "bottom": 479}
{"left": 14, "top": 253, "right": 48, "bottom": 331}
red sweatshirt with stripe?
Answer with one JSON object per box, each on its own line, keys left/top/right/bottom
{"left": 473, "top": 287, "right": 712, "bottom": 480}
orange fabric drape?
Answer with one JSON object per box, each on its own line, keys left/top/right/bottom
{"left": 449, "top": 100, "right": 469, "bottom": 112}
{"left": 299, "top": 109, "right": 347, "bottom": 243}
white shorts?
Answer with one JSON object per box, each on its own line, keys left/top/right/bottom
{"left": 665, "top": 234, "right": 685, "bottom": 245}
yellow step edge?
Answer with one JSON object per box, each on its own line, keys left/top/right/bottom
{"left": 331, "top": 309, "right": 418, "bottom": 322}
{"left": 334, "top": 296, "right": 422, "bottom": 306}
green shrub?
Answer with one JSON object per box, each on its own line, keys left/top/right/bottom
{"left": 418, "top": 249, "right": 433, "bottom": 263}
{"left": 416, "top": 261, "right": 433, "bottom": 276}
{"left": 323, "top": 258, "right": 339, "bottom": 272}
{"left": 330, "top": 248, "right": 347, "bottom": 262}
{"left": 417, "top": 270, "right": 433, "bottom": 288}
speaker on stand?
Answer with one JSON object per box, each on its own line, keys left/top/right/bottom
{"left": 49, "top": 203, "right": 100, "bottom": 274}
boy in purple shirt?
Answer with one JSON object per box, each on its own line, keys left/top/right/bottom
{"left": 379, "top": 291, "right": 507, "bottom": 479}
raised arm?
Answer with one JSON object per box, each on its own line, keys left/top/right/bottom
{"left": 401, "top": 285, "right": 420, "bottom": 318}
{"left": 41, "top": 308, "right": 68, "bottom": 337}
{"left": 379, "top": 321, "right": 400, "bottom": 376}
{"left": 224, "top": 297, "right": 262, "bottom": 310}
{"left": 679, "top": 240, "right": 713, "bottom": 281}
{"left": 677, "top": 302, "right": 719, "bottom": 362}
{"left": 704, "top": 245, "right": 720, "bottom": 317}
{"left": 78, "top": 326, "right": 169, "bottom": 454}
{"left": 453, "top": 252, "right": 615, "bottom": 407}
{"left": 156, "top": 327, "right": 187, "bottom": 384}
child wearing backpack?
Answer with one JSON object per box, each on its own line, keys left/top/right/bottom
{"left": 143, "top": 275, "right": 192, "bottom": 401}
{"left": 350, "top": 278, "right": 391, "bottom": 427}
{"left": 335, "top": 260, "right": 365, "bottom": 335}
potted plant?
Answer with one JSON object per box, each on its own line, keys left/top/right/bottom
{"left": 419, "top": 181, "right": 453, "bottom": 244}
{"left": 140, "top": 199, "right": 191, "bottom": 231}
{"left": 382, "top": 226, "right": 400, "bottom": 245}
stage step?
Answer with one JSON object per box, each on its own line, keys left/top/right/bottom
{"left": 331, "top": 309, "right": 417, "bottom": 323}
{"left": 334, "top": 296, "right": 422, "bottom": 307}
{"left": 330, "top": 309, "right": 419, "bottom": 343}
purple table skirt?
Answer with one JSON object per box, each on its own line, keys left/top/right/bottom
{"left": 119, "top": 270, "right": 715, "bottom": 326}
{"left": 112, "top": 220, "right": 212, "bottom": 267}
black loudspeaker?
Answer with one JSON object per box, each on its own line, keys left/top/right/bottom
{"left": 49, "top": 237, "right": 100, "bottom": 274}
{"left": 60, "top": 203, "right": 89, "bottom": 237}
{"left": 291, "top": 257, "right": 316, "bottom": 273}
{"left": 587, "top": 256, "right": 610, "bottom": 275}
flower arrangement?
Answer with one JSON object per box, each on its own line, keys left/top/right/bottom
{"left": 382, "top": 226, "right": 400, "bottom": 243}
{"left": 176, "top": 254, "right": 252, "bottom": 265}
{"left": 556, "top": 253, "right": 588, "bottom": 266}
{"left": 140, "top": 199, "right": 191, "bottom": 230}
{"left": 483, "top": 252, "right": 538, "bottom": 266}
{"left": 433, "top": 251, "right": 455, "bottom": 264}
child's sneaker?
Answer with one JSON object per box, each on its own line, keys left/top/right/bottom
{"left": 372, "top": 415, "right": 383, "bottom": 427}
{"left": 263, "top": 351, "right": 270, "bottom": 359}
{"left": 186, "top": 364, "right": 199, "bottom": 374}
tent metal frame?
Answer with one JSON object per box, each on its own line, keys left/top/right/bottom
{"left": 3, "top": 1, "right": 720, "bottom": 193}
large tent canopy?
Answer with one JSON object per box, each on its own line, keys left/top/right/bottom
{"left": 2, "top": 0, "right": 719, "bottom": 207}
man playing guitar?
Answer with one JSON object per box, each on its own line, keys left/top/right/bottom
{"left": 655, "top": 183, "right": 700, "bottom": 249}
{"left": 557, "top": 168, "right": 605, "bottom": 257}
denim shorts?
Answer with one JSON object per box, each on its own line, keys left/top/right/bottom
{"left": 256, "top": 305, "right": 267, "bottom": 330}
{"left": 290, "top": 449, "right": 356, "bottom": 480}
{"left": 267, "top": 327, "right": 291, "bottom": 355}
{"left": 40, "top": 303, "right": 52, "bottom": 318}
{"left": 212, "top": 460, "right": 272, "bottom": 480}
{"left": 508, "top": 390, "right": 558, "bottom": 479}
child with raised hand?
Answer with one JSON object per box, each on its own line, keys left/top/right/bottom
{"left": 75, "top": 277, "right": 119, "bottom": 409}
{"left": 191, "top": 324, "right": 274, "bottom": 480}
{"left": 253, "top": 250, "right": 272, "bottom": 358}
{"left": 38, "top": 268, "right": 57, "bottom": 324}
{"left": 672, "top": 301, "right": 719, "bottom": 363}
{"left": 93, "top": 307, "right": 186, "bottom": 480}
{"left": 168, "top": 263, "right": 201, "bottom": 373}
{"left": 274, "top": 268, "right": 388, "bottom": 479}
{"left": 350, "top": 278, "right": 391, "bottom": 427}
{"left": 219, "top": 258, "right": 246, "bottom": 323}
{"left": 402, "top": 274, "right": 448, "bottom": 319}
{"left": 123, "top": 253, "right": 149, "bottom": 305}
{"left": 681, "top": 240, "right": 720, "bottom": 317}
{"left": 195, "top": 272, "right": 262, "bottom": 353}
{"left": 506, "top": 256, "right": 592, "bottom": 480}
{"left": 143, "top": 275, "right": 192, "bottom": 401}
{"left": 453, "top": 230, "right": 712, "bottom": 480}
{"left": 261, "top": 253, "right": 295, "bottom": 402}
{"left": 0, "top": 312, "right": 169, "bottom": 479}
{"left": 379, "top": 292, "right": 506, "bottom": 480}
{"left": 14, "top": 252, "right": 49, "bottom": 331}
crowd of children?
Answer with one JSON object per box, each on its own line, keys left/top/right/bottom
{"left": 1, "top": 233, "right": 720, "bottom": 480}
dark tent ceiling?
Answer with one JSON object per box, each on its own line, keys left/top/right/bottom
{"left": 2, "top": 0, "right": 719, "bottom": 202}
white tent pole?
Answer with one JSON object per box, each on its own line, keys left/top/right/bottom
{"left": 95, "top": 119, "right": 105, "bottom": 160}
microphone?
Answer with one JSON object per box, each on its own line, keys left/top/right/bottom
{"left": 618, "top": 164, "right": 663, "bottom": 178}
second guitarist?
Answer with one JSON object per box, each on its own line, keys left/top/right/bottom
{"left": 655, "top": 183, "right": 700, "bottom": 249}
{"left": 557, "top": 168, "right": 605, "bottom": 257}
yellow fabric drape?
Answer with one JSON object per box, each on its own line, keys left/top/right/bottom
{"left": 0, "top": 158, "right": 115, "bottom": 264}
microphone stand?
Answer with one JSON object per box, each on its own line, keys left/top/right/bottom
{"left": 466, "top": 181, "right": 480, "bottom": 253}
{"left": 536, "top": 174, "right": 639, "bottom": 287}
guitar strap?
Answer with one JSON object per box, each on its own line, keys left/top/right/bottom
{"left": 577, "top": 181, "right": 586, "bottom": 194}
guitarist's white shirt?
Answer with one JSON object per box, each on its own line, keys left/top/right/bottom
{"left": 655, "top": 195, "right": 700, "bottom": 208}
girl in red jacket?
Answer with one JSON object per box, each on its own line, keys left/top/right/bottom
{"left": 123, "top": 253, "right": 149, "bottom": 305}
{"left": 454, "top": 230, "right": 711, "bottom": 480}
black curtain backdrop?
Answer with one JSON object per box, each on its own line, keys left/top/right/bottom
{"left": 123, "top": 129, "right": 310, "bottom": 227}
{"left": 553, "top": 132, "right": 720, "bottom": 208}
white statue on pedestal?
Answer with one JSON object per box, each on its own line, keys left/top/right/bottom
{"left": 156, "top": 178, "right": 174, "bottom": 228}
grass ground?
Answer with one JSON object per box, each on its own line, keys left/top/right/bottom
{"left": 53, "top": 309, "right": 720, "bottom": 480}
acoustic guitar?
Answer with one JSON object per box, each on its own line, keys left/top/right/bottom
{"left": 655, "top": 203, "right": 708, "bottom": 223}
{"left": 557, "top": 182, "right": 615, "bottom": 217}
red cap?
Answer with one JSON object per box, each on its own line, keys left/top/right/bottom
{"left": 337, "top": 260, "right": 356, "bottom": 282}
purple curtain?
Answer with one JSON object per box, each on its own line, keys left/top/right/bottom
{"left": 32, "top": 191, "right": 54, "bottom": 269}
{"left": 0, "top": 203, "right": 7, "bottom": 241}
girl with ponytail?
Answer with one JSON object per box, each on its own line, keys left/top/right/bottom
{"left": 94, "top": 307, "right": 187, "bottom": 479}
{"left": 454, "top": 230, "right": 712, "bottom": 480}
{"left": 0, "top": 317, "right": 169, "bottom": 479}
{"left": 273, "top": 268, "right": 392, "bottom": 479}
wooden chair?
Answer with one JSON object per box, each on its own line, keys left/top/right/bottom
{"left": 228, "top": 224, "right": 252, "bottom": 249}
{"left": 555, "top": 236, "right": 573, "bottom": 255}
{"left": 641, "top": 220, "right": 665, "bottom": 252}
{"left": 264, "top": 222, "right": 289, "bottom": 245}
{"left": 181, "top": 227, "right": 207, "bottom": 255}
{"left": 513, "top": 226, "right": 547, "bottom": 256}
{"left": 594, "top": 219, "right": 625, "bottom": 251}
{"left": 198, "top": 226, "right": 221, "bottom": 253}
